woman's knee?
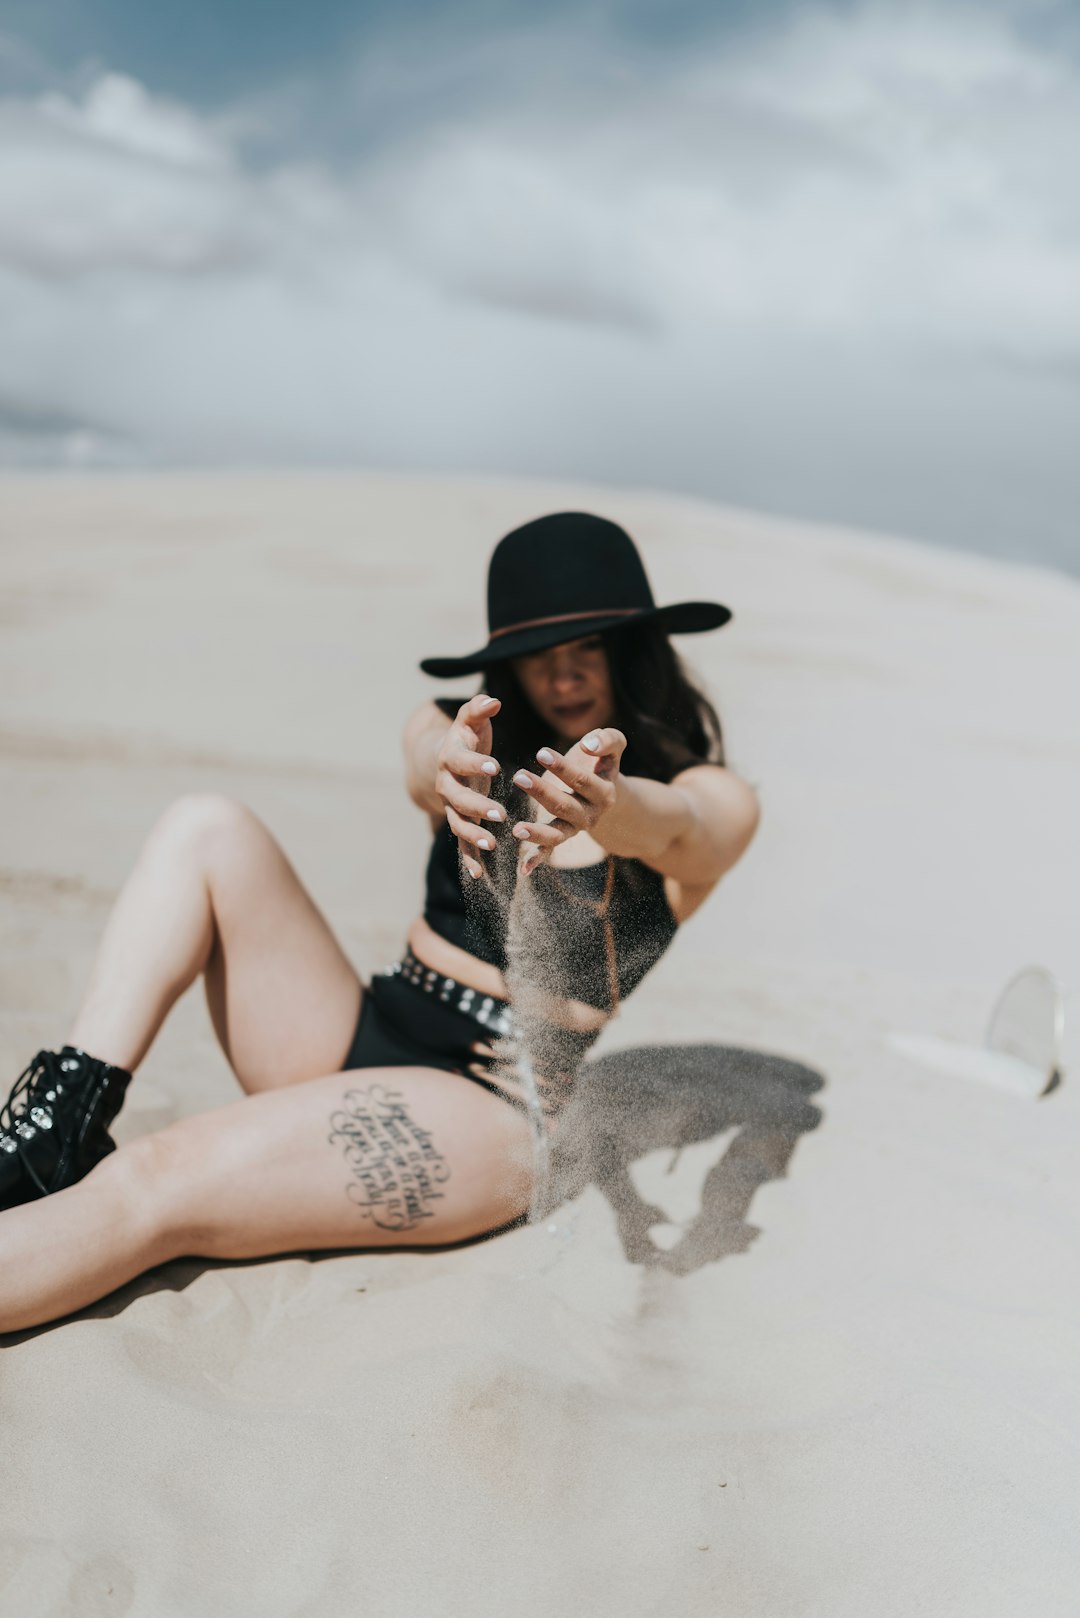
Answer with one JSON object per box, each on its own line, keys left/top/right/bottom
{"left": 106, "top": 1116, "right": 252, "bottom": 1258}
{"left": 143, "top": 793, "right": 261, "bottom": 876}
{"left": 86, "top": 1130, "right": 190, "bottom": 1258}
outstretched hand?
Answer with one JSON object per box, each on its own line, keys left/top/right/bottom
{"left": 510, "top": 726, "right": 627, "bottom": 875}
{"left": 434, "top": 692, "right": 505, "bottom": 880}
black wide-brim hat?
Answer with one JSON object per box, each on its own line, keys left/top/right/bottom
{"left": 419, "top": 511, "right": 732, "bottom": 678}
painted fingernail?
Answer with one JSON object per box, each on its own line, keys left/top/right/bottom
{"left": 514, "top": 770, "right": 532, "bottom": 787}
{"left": 536, "top": 748, "right": 555, "bottom": 766}
{"left": 485, "top": 807, "right": 503, "bottom": 821}
{"left": 583, "top": 733, "right": 600, "bottom": 752}
{"left": 478, "top": 836, "right": 494, "bottom": 851}
{"left": 512, "top": 825, "right": 530, "bottom": 840}
{"left": 481, "top": 760, "right": 498, "bottom": 775}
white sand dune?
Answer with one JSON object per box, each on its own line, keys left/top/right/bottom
{"left": 1, "top": 474, "right": 1077, "bottom": 1617}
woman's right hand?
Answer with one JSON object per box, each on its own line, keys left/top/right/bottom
{"left": 434, "top": 693, "right": 504, "bottom": 879}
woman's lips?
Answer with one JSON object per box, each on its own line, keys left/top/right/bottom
{"left": 554, "top": 701, "right": 592, "bottom": 721}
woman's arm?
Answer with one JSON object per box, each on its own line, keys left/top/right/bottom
{"left": 594, "top": 764, "right": 760, "bottom": 887}
{"left": 510, "top": 727, "right": 760, "bottom": 889}
{"left": 403, "top": 701, "right": 453, "bottom": 819}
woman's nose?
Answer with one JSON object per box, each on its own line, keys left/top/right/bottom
{"left": 549, "top": 649, "right": 583, "bottom": 682}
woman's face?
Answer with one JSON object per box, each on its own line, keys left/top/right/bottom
{"left": 510, "top": 634, "right": 616, "bottom": 744}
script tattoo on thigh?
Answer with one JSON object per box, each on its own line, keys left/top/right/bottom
{"left": 328, "top": 1084, "right": 451, "bottom": 1231}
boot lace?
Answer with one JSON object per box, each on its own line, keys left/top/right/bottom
{"left": 0, "top": 1049, "right": 83, "bottom": 1196}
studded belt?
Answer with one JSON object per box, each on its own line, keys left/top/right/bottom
{"left": 377, "top": 945, "right": 516, "bottom": 1041}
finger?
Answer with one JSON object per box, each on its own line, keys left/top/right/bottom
{"left": 534, "top": 746, "right": 604, "bottom": 802}
{"left": 445, "top": 803, "right": 500, "bottom": 854}
{"left": 445, "top": 746, "right": 501, "bottom": 782}
{"left": 516, "top": 826, "right": 561, "bottom": 875}
{"left": 438, "top": 774, "right": 506, "bottom": 824}
{"left": 467, "top": 1063, "right": 528, "bottom": 1103}
{"left": 511, "top": 768, "right": 589, "bottom": 826}
{"left": 457, "top": 692, "right": 501, "bottom": 721}
{"left": 468, "top": 1039, "right": 500, "bottom": 1059}
{"left": 510, "top": 817, "right": 576, "bottom": 848}
{"left": 459, "top": 842, "right": 484, "bottom": 880}
{"left": 579, "top": 726, "right": 624, "bottom": 758}
{"left": 457, "top": 693, "right": 501, "bottom": 750}
{"left": 579, "top": 728, "right": 626, "bottom": 780}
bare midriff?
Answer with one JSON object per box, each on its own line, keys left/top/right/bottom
{"left": 405, "top": 913, "right": 609, "bottom": 1034}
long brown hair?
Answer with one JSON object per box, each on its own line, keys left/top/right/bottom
{"left": 434, "top": 620, "right": 724, "bottom": 795}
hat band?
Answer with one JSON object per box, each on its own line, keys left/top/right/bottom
{"left": 487, "top": 606, "right": 643, "bottom": 642}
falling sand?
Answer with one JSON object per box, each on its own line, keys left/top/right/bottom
{"left": 461, "top": 766, "right": 681, "bottom": 1225}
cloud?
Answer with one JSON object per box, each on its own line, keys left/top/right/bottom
{"left": 0, "top": 4, "right": 1079, "bottom": 569}
{"left": 39, "top": 72, "right": 228, "bottom": 167}
{"left": 0, "top": 74, "right": 281, "bottom": 276}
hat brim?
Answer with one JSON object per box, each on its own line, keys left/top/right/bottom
{"left": 419, "top": 601, "right": 731, "bottom": 679}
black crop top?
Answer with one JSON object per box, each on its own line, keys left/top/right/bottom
{"left": 423, "top": 818, "right": 678, "bottom": 1012}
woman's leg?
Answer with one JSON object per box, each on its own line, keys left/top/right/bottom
{"left": 0, "top": 1065, "right": 534, "bottom": 1333}
{"left": 67, "top": 792, "right": 363, "bottom": 1092}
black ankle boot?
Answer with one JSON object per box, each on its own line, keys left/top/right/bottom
{"left": 0, "top": 1046, "right": 132, "bottom": 1212}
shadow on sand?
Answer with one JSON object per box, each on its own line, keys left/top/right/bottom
{"left": 3, "top": 1042, "right": 824, "bottom": 1342}
{"left": 548, "top": 1042, "right": 826, "bottom": 1275}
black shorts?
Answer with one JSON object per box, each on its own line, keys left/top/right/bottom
{"left": 341, "top": 969, "right": 524, "bottom": 1112}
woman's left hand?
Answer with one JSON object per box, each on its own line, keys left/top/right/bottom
{"left": 510, "top": 727, "right": 627, "bottom": 875}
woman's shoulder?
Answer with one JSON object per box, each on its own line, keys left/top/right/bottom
{"left": 668, "top": 761, "right": 760, "bottom": 835}
{"left": 662, "top": 762, "right": 761, "bottom": 913}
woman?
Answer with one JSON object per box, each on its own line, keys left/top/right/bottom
{"left": 0, "top": 511, "right": 759, "bottom": 1333}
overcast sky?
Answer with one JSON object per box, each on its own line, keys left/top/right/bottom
{"left": 2, "top": 0, "right": 1079, "bottom": 574}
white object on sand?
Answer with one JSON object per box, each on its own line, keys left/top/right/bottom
{"left": 887, "top": 966, "right": 1065, "bottom": 1100}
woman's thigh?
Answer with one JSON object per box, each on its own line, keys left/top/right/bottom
{"left": 143, "top": 1063, "right": 535, "bottom": 1258}
{"left": 190, "top": 796, "right": 364, "bottom": 1092}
